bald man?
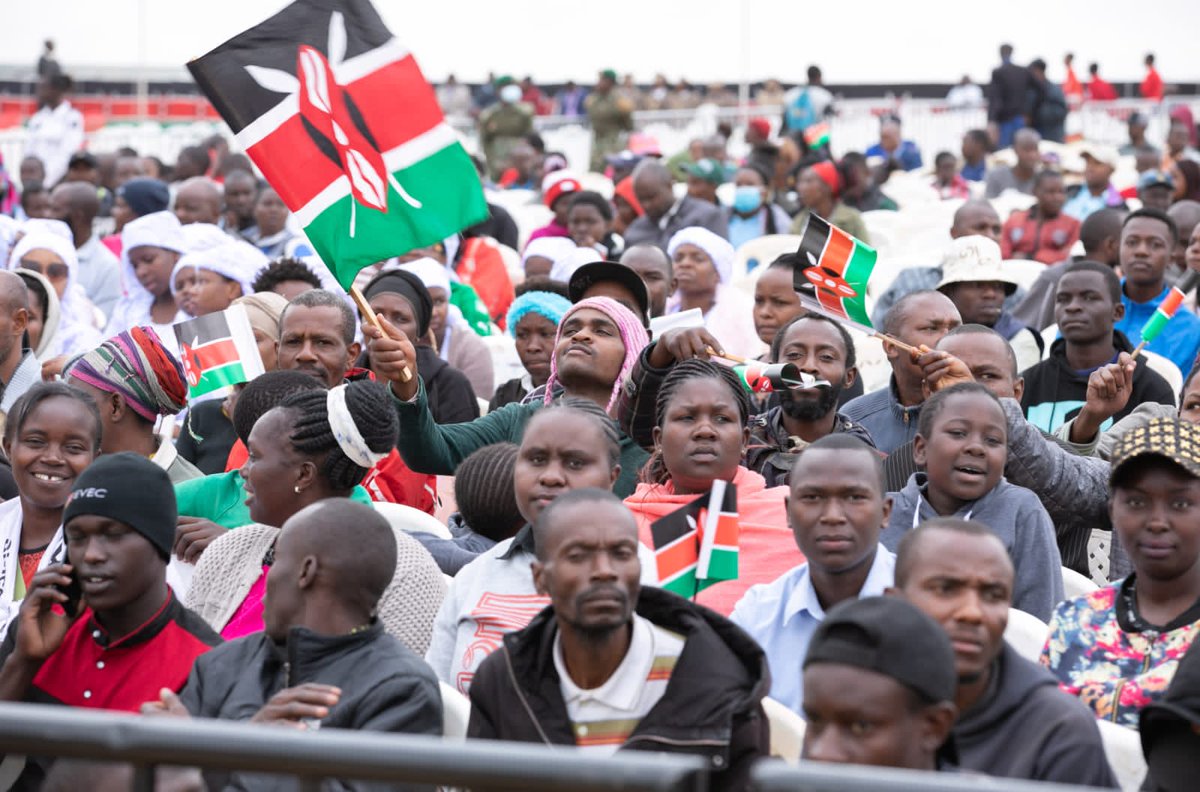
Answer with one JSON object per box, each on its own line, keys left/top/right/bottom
{"left": 174, "top": 177, "right": 223, "bottom": 226}
{"left": 146, "top": 499, "right": 442, "bottom": 783}
{"left": 49, "top": 181, "right": 121, "bottom": 319}
{"left": 623, "top": 159, "right": 727, "bottom": 250}
{"left": 871, "top": 199, "right": 1008, "bottom": 327}
{"left": 221, "top": 169, "right": 259, "bottom": 235}
{"left": 0, "top": 271, "right": 36, "bottom": 418}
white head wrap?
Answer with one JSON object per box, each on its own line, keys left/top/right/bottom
{"left": 326, "top": 384, "right": 387, "bottom": 468}
{"left": 122, "top": 211, "right": 187, "bottom": 255}
{"left": 8, "top": 230, "right": 101, "bottom": 356}
{"left": 667, "top": 226, "right": 736, "bottom": 284}
{"left": 521, "top": 236, "right": 578, "bottom": 266}
{"left": 549, "top": 246, "right": 601, "bottom": 282}
{"left": 19, "top": 218, "right": 74, "bottom": 243}
{"left": 181, "top": 222, "right": 233, "bottom": 254}
{"left": 8, "top": 231, "right": 77, "bottom": 279}
{"left": 399, "top": 257, "right": 452, "bottom": 295}
{"left": 170, "top": 240, "right": 264, "bottom": 299}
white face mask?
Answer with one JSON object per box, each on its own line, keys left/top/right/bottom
{"left": 500, "top": 84, "right": 522, "bottom": 104}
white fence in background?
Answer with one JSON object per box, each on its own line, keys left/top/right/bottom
{"left": 2, "top": 97, "right": 1196, "bottom": 184}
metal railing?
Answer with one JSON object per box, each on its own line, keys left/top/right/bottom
{"left": 0, "top": 702, "right": 708, "bottom": 791}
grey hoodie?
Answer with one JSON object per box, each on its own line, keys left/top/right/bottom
{"left": 883, "top": 473, "right": 1064, "bottom": 621}
{"left": 954, "top": 643, "right": 1117, "bottom": 788}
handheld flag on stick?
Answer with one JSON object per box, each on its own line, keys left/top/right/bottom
{"left": 792, "top": 215, "right": 918, "bottom": 355}
{"left": 187, "top": 0, "right": 488, "bottom": 292}
{"left": 1133, "top": 270, "right": 1200, "bottom": 358}
{"left": 174, "top": 304, "right": 265, "bottom": 398}
{"left": 803, "top": 122, "right": 831, "bottom": 149}
{"left": 733, "top": 362, "right": 830, "bottom": 393}
{"left": 650, "top": 481, "right": 739, "bottom": 599}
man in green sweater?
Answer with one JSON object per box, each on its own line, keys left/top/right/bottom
{"left": 368, "top": 296, "right": 650, "bottom": 496}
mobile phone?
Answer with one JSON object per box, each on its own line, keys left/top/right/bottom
{"left": 55, "top": 569, "right": 82, "bottom": 618}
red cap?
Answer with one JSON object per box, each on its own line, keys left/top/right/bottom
{"left": 614, "top": 176, "right": 643, "bottom": 216}
{"left": 748, "top": 117, "right": 771, "bottom": 140}
{"left": 544, "top": 177, "right": 582, "bottom": 209}
{"left": 810, "top": 161, "right": 842, "bottom": 198}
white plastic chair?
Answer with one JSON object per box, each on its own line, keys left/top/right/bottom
{"left": 1095, "top": 718, "right": 1147, "bottom": 792}
{"left": 1142, "top": 350, "right": 1182, "bottom": 404}
{"left": 372, "top": 502, "right": 453, "bottom": 541}
{"left": 1001, "top": 258, "right": 1049, "bottom": 293}
{"left": 1040, "top": 324, "right": 1059, "bottom": 361}
{"left": 494, "top": 242, "right": 523, "bottom": 288}
{"left": 1003, "top": 607, "right": 1050, "bottom": 662}
{"left": 762, "top": 696, "right": 806, "bottom": 765}
{"left": 734, "top": 234, "right": 802, "bottom": 279}
{"left": 439, "top": 681, "right": 471, "bottom": 739}
{"left": 1062, "top": 566, "right": 1100, "bottom": 601}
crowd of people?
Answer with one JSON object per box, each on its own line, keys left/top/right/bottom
{"left": 0, "top": 42, "right": 1197, "bottom": 791}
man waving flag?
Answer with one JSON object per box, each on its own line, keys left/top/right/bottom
{"left": 188, "top": 0, "right": 487, "bottom": 289}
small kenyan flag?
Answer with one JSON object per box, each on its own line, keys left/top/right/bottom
{"left": 803, "top": 122, "right": 831, "bottom": 149}
{"left": 188, "top": 0, "right": 488, "bottom": 289}
{"left": 794, "top": 214, "right": 878, "bottom": 329}
{"left": 650, "top": 481, "right": 738, "bottom": 599}
{"left": 173, "top": 305, "right": 266, "bottom": 398}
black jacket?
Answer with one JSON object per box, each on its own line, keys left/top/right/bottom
{"left": 176, "top": 398, "right": 238, "bottom": 474}
{"left": 467, "top": 586, "right": 770, "bottom": 791}
{"left": 180, "top": 622, "right": 442, "bottom": 791}
{"left": 988, "top": 62, "right": 1036, "bottom": 123}
{"left": 1021, "top": 330, "right": 1175, "bottom": 433}
{"left": 955, "top": 644, "right": 1117, "bottom": 787}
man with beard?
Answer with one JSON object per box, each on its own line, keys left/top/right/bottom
{"left": 745, "top": 314, "right": 875, "bottom": 488}
{"left": 468, "top": 488, "right": 768, "bottom": 789}
{"left": 732, "top": 434, "right": 894, "bottom": 715}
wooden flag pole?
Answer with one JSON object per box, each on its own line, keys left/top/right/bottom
{"left": 350, "top": 284, "right": 412, "bottom": 383}
{"left": 1131, "top": 339, "right": 1149, "bottom": 359}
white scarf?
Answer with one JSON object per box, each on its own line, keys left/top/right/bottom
{"left": 0, "top": 498, "right": 64, "bottom": 627}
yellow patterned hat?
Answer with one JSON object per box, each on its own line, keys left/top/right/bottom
{"left": 1110, "top": 417, "right": 1200, "bottom": 484}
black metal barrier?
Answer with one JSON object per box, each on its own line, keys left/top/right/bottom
{"left": 753, "top": 760, "right": 1116, "bottom": 792}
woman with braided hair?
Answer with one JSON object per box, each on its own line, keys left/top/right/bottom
{"left": 623, "top": 358, "right": 799, "bottom": 616}
{"left": 186, "top": 378, "right": 446, "bottom": 653}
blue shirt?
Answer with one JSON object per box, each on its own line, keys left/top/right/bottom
{"left": 961, "top": 161, "right": 986, "bottom": 182}
{"left": 865, "top": 140, "right": 923, "bottom": 171}
{"left": 727, "top": 213, "right": 763, "bottom": 250}
{"left": 1115, "top": 281, "right": 1200, "bottom": 374}
{"left": 730, "top": 546, "right": 895, "bottom": 715}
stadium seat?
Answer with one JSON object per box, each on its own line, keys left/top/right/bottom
{"left": 1142, "top": 351, "right": 1182, "bottom": 404}
{"left": 1040, "top": 324, "right": 1059, "bottom": 361}
{"left": 849, "top": 331, "right": 891, "bottom": 395}
{"left": 1003, "top": 607, "right": 1050, "bottom": 662}
{"left": 1001, "top": 258, "right": 1048, "bottom": 293}
{"left": 440, "top": 682, "right": 471, "bottom": 739}
{"left": 1095, "top": 718, "right": 1147, "bottom": 791}
{"left": 761, "top": 696, "right": 806, "bottom": 764}
{"left": 1062, "top": 566, "right": 1099, "bottom": 601}
{"left": 373, "top": 502, "right": 453, "bottom": 541}
{"left": 494, "top": 242, "right": 523, "bottom": 287}
{"left": 733, "top": 234, "right": 801, "bottom": 283}
{"left": 577, "top": 171, "right": 614, "bottom": 199}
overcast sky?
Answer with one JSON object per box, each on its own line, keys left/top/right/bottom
{"left": 8, "top": 0, "right": 1198, "bottom": 86}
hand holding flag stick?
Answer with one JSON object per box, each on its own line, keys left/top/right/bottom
{"left": 349, "top": 285, "right": 411, "bottom": 382}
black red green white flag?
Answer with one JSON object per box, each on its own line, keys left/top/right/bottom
{"left": 173, "top": 304, "right": 265, "bottom": 398}
{"left": 187, "top": 0, "right": 488, "bottom": 289}
{"left": 794, "top": 214, "right": 878, "bottom": 330}
{"left": 650, "top": 481, "right": 739, "bottom": 598}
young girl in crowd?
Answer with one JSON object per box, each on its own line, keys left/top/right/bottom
{"left": 360, "top": 268, "right": 479, "bottom": 424}
{"left": 491, "top": 286, "right": 572, "bottom": 410}
{"left": 1043, "top": 417, "right": 1200, "bottom": 729}
{"left": 882, "top": 383, "right": 1064, "bottom": 620}
{"left": 425, "top": 399, "right": 656, "bottom": 692}
{"left": 567, "top": 190, "right": 624, "bottom": 259}
{"left": 623, "top": 358, "right": 797, "bottom": 616}
{"left": 186, "top": 378, "right": 445, "bottom": 652}
{"left": 0, "top": 382, "right": 101, "bottom": 624}
{"left": 170, "top": 240, "right": 263, "bottom": 318}
{"left": 8, "top": 227, "right": 102, "bottom": 358}
{"left": 665, "top": 226, "right": 761, "bottom": 360}
{"left": 107, "top": 211, "right": 188, "bottom": 346}
{"left": 752, "top": 254, "right": 805, "bottom": 355}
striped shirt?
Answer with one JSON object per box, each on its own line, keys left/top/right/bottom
{"left": 553, "top": 614, "right": 686, "bottom": 754}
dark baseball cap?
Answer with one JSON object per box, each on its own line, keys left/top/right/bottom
{"left": 804, "top": 596, "right": 957, "bottom": 704}
{"left": 568, "top": 261, "right": 650, "bottom": 319}
{"left": 68, "top": 151, "right": 98, "bottom": 169}
{"left": 1110, "top": 417, "right": 1200, "bottom": 486}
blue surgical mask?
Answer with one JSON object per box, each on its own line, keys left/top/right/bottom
{"left": 733, "top": 185, "right": 764, "bottom": 213}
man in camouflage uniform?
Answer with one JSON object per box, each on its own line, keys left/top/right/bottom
{"left": 478, "top": 76, "right": 533, "bottom": 181}
{"left": 586, "top": 69, "right": 634, "bottom": 172}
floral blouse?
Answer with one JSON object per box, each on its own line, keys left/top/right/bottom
{"left": 1040, "top": 577, "right": 1200, "bottom": 729}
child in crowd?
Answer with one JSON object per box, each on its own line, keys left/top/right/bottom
{"left": 882, "top": 382, "right": 1064, "bottom": 620}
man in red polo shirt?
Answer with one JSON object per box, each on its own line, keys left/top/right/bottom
{"left": 0, "top": 452, "right": 219, "bottom": 786}
{"left": 1000, "top": 170, "right": 1081, "bottom": 264}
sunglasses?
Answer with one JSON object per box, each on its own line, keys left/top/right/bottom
{"left": 19, "top": 258, "right": 69, "bottom": 280}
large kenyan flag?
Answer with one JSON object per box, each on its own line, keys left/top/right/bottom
{"left": 793, "top": 214, "right": 878, "bottom": 329}
{"left": 188, "top": 0, "right": 488, "bottom": 289}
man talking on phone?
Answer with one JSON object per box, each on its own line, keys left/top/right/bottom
{"left": 0, "top": 453, "right": 220, "bottom": 787}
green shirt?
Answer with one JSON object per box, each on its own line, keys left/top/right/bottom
{"left": 174, "top": 471, "right": 373, "bottom": 529}
{"left": 393, "top": 378, "right": 648, "bottom": 497}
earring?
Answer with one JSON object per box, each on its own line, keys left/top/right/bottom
{"left": 294, "top": 485, "right": 302, "bottom": 494}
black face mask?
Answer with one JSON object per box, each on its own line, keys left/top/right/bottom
{"left": 779, "top": 381, "right": 842, "bottom": 422}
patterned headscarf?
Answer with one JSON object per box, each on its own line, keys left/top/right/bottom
{"left": 68, "top": 326, "right": 189, "bottom": 421}
{"left": 543, "top": 296, "right": 649, "bottom": 412}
